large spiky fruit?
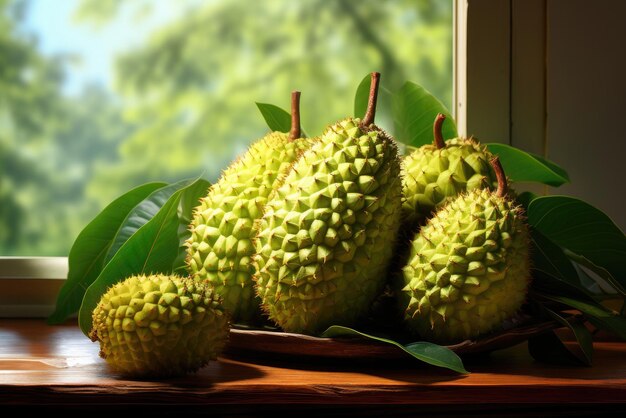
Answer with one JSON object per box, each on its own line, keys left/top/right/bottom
{"left": 186, "top": 92, "right": 314, "bottom": 323}
{"left": 89, "top": 274, "right": 229, "bottom": 377}
{"left": 401, "top": 158, "right": 530, "bottom": 344}
{"left": 254, "top": 73, "right": 403, "bottom": 335}
{"left": 402, "top": 114, "right": 498, "bottom": 226}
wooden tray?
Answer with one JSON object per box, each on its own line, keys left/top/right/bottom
{"left": 224, "top": 319, "right": 561, "bottom": 361}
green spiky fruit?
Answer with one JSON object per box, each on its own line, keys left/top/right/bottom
{"left": 89, "top": 274, "right": 229, "bottom": 377}
{"left": 186, "top": 92, "right": 314, "bottom": 323}
{"left": 402, "top": 114, "right": 497, "bottom": 226}
{"left": 254, "top": 73, "right": 403, "bottom": 335}
{"left": 401, "top": 158, "right": 530, "bottom": 344}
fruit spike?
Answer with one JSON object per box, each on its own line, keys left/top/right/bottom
{"left": 433, "top": 113, "right": 446, "bottom": 149}
{"left": 361, "top": 71, "right": 381, "bottom": 127}
{"left": 490, "top": 156, "right": 508, "bottom": 197}
{"left": 289, "top": 91, "right": 301, "bottom": 140}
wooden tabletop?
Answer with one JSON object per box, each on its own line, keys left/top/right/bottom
{"left": 1, "top": 319, "right": 626, "bottom": 414}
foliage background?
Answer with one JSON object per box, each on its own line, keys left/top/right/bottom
{"left": 0, "top": 0, "right": 452, "bottom": 255}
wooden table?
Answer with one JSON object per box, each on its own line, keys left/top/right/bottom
{"left": 1, "top": 319, "right": 626, "bottom": 416}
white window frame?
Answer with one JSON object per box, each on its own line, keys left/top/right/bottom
{"left": 2, "top": 0, "right": 535, "bottom": 317}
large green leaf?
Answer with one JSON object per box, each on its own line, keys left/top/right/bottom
{"left": 172, "top": 178, "right": 211, "bottom": 271}
{"left": 322, "top": 325, "right": 467, "bottom": 374}
{"left": 486, "top": 143, "right": 569, "bottom": 186}
{"left": 47, "top": 182, "right": 166, "bottom": 325}
{"left": 528, "top": 196, "right": 626, "bottom": 289}
{"left": 103, "top": 179, "right": 194, "bottom": 265}
{"left": 78, "top": 179, "right": 206, "bottom": 336}
{"left": 392, "top": 81, "right": 457, "bottom": 147}
{"left": 256, "top": 102, "right": 291, "bottom": 133}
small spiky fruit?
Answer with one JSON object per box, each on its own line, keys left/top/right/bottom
{"left": 254, "top": 72, "right": 403, "bottom": 335}
{"left": 89, "top": 274, "right": 229, "bottom": 377}
{"left": 402, "top": 114, "right": 498, "bottom": 226}
{"left": 401, "top": 157, "right": 530, "bottom": 344}
{"left": 186, "top": 92, "right": 314, "bottom": 323}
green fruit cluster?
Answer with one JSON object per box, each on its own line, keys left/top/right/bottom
{"left": 90, "top": 73, "right": 532, "bottom": 378}
{"left": 186, "top": 74, "right": 530, "bottom": 343}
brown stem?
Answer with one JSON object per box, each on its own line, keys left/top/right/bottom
{"left": 361, "top": 72, "right": 381, "bottom": 126}
{"left": 433, "top": 113, "right": 446, "bottom": 149}
{"left": 490, "top": 157, "right": 508, "bottom": 197}
{"left": 289, "top": 91, "right": 301, "bottom": 140}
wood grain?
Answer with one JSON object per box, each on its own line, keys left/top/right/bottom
{"left": 1, "top": 319, "right": 626, "bottom": 407}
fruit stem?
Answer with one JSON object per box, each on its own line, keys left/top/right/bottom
{"left": 361, "top": 72, "right": 381, "bottom": 126}
{"left": 490, "top": 157, "right": 508, "bottom": 197}
{"left": 289, "top": 91, "right": 301, "bottom": 140}
{"left": 433, "top": 113, "right": 446, "bottom": 149}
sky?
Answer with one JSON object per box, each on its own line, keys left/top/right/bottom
{"left": 22, "top": 0, "right": 189, "bottom": 95}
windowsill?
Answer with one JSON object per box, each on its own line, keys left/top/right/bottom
{"left": 0, "top": 258, "right": 67, "bottom": 318}
{"left": 2, "top": 319, "right": 626, "bottom": 413}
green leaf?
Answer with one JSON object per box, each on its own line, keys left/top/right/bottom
{"left": 78, "top": 179, "right": 206, "bottom": 336}
{"left": 321, "top": 325, "right": 467, "bottom": 374}
{"left": 486, "top": 143, "right": 569, "bottom": 186}
{"left": 528, "top": 196, "right": 626, "bottom": 289}
{"left": 353, "top": 73, "right": 371, "bottom": 120}
{"left": 47, "top": 182, "right": 166, "bottom": 325}
{"left": 530, "top": 269, "right": 597, "bottom": 307}
{"left": 256, "top": 102, "right": 291, "bottom": 133}
{"left": 172, "top": 178, "right": 211, "bottom": 271}
{"left": 546, "top": 308, "right": 593, "bottom": 365}
{"left": 392, "top": 81, "right": 457, "bottom": 147}
{"left": 535, "top": 292, "right": 626, "bottom": 340}
{"left": 516, "top": 191, "right": 538, "bottom": 211}
{"left": 103, "top": 179, "right": 194, "bottom": 265}
{"left": 528, "top": 330, "right": 590, "bottom": 367}
{"left": 353, "top": 73, "right": 394, "bottom": 132}
{"left": 531, "top": 229, "right": 580, "bottom": 287}
{"left": 564, "top": 250, "right": 625, "bottom": 297}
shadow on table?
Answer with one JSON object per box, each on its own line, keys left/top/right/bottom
{"left": 222, "top": 348, "right": 466, "bottom": 384}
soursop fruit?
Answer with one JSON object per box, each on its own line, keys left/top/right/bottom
{"left": 401, "top": 157, "right": 530, "bottom": 344}
{"left": 186, "top": 92, "right": 314, "bottom": 323}
{"left": 254, "top": 72, "right": 403, "bottom": 335}
{"left": 402, "top": 113, "right": 498, "bottom": 226}
{"left": 89, "top": 274, "right": 229, "bottom": 377}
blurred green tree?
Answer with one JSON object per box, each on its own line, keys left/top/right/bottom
{"left": 2, "top": 0, "right": 452, "bottom": 255}
{"left": 80, "top": 0, "right": 453, "bottom": 190}
{"left": 0, "top": 0, "right": 131, "bottom": 255}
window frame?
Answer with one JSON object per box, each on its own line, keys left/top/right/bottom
{"left": 0, "top": 257, "right": 67, "bottom": 317}
{"left": 2, "top": 0, "right": 532, "bottom": 317}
